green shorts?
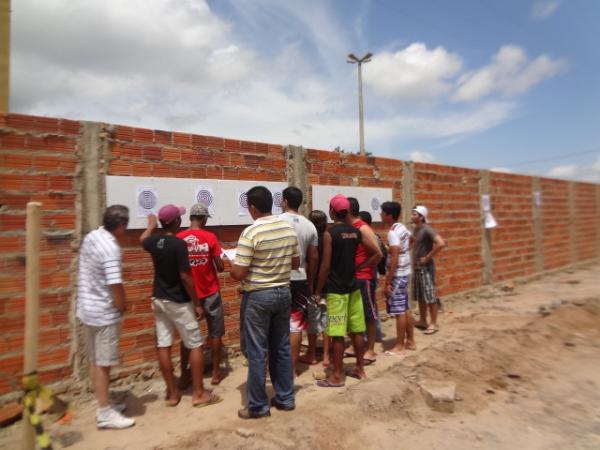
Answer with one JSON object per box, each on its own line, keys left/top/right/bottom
{"left": 326, "top": 290, "right": 366, "bottom": 337}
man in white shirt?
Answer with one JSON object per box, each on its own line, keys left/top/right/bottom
{"left": 278, "top": 186, "right": 319, "bottom": 374}
{"left": 380, "top": 201, "right": 416, "bottom": 355}
{"left": 77, "top": 205, "right": 135, "bottom": 429}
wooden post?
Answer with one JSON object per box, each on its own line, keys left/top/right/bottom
{"left": 22, "top": 202, "right": 42, "bottom": 450}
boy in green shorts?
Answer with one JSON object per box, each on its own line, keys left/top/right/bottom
{"left": 313, "top": 194, "right": 380, "bottom": 386}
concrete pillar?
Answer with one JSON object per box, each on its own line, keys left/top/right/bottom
{"left": 597, "top": 185, "right": 600, "bottom": 258}
{"left": 479, "top": 170, "right": 492, "bottom": 285}
{"left": 532, "top": 178, "right": 544, "bottom": 273}
{"left": 284, "top": 145, "right": 310, "bottom": 215}
{"left": 401, "top": 161, "right": 415, "bottom": 225}
{"left": 568, "top": 181, "right": 577, "bottom": 264}
{"left": 71, "top": 122, "right": 111, "bottom": 380}
{"left": 0, "top": 0, "right": 10, "bottom": 112}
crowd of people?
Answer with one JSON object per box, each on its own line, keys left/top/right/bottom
{"left": 76, "top": 186, "right": 445, "bottom": 428}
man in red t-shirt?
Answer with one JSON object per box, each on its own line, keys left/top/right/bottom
{"left": 177, "top": 204, "right": 226, "bottom": 385}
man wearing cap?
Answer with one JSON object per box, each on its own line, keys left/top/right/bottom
{"left": 140, "top": 205, "right": 221, "bottom": 408}
{"left": 177, "top": 204, "right": 226, "bottom": 386}
{"left": 411, "top": 205, "right": 446, "bottom": 335}
{"left": 313, "top": 194, "right": 380, "bottom": 387}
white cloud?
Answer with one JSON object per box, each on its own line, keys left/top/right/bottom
{"left": 453, "top": 45, "right": 566, "bottom": 102}
{"left": 546, "top": 155, "right": 600, "bottom": 182}
{"left": 531, "top": 1, "right": 561, "bottom": 21}
{"left": 409, "top": 151, "right": 438, "bottom": 163}
{"left": 364, "top": 43, "right": 463, "bottom": 103}
{"left": 490, "top": 167, "right": 515, "bottom": 173}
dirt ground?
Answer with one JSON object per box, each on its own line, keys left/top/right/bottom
{"left": 3, "top": 262, "right": 600, "bottom": 450}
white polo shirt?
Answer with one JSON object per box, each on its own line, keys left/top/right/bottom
{"left": 76, "top": 227, "right": 123, "bottom": 326}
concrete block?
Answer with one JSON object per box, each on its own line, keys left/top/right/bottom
{"left": 419, "top": 380, "right": 456, "bottom": 413}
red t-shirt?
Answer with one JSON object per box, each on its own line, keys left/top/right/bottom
{"left": 176, "top": 229, "right": 222, "bottom": 298}
{"left": 352, "top": 219, "right": 374, "bottom": 280}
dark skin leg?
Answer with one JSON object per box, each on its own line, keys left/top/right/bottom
{"left": 157, "top": 346, "right": 180, "bottom": 405}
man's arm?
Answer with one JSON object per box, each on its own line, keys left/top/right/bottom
{"left": 357, "top": 226, "right": 382, "bottom": 271}
{"left": 419, "top": 233, "right": 446, "bottom": 265}
{"left": 306, "top": 245, "right": 319, "bottom": 296}
{"left": 110, "top": 283, "right": 127, "bottom": 314}
{"left": 180, "top": 270, "right": 203, "bottom": 320}
{"left": 314, "top": 231, "right": 332, "bottom": 297}
{"left": 213, "top": 255, "right": 225, "bottom": 273}
{"left": 384, "top": 246, "right": 400, "bottom": 297}
{"left": 139, "top": 214, "right": 158, "bottom": 245}
{"left": 291, "top": 255, "right": 300, "bottom": 270}
{"left": 230, "top": 264, "right": 249, "bottom": 281}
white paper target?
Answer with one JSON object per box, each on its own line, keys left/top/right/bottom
{"left": 238, "top": 190, "right": 249, "bottom": 216}
{"left": 370, "top": 196, "right": 381, "bottom": 212}
{"left": 194, "top": 186, "right": 216, "bottom": 215}
{"left": 136, "top": 187, "right": 158, "bottom": 217}
{"left": 272, "top": 190, "right": 283, "bottom": 214}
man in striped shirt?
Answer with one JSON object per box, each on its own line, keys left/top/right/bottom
{"left": 231, "top": 186, "right": 300, "bottom": 419}
{"left": 77, "top": 205, "right": 135, "bottom": 429}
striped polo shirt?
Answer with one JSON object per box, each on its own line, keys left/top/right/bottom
{"left": 234, "top": 216, "right": 299, "bottom": 292}
{"left": 76, "top": 227, "right": 123, "bottom": 326}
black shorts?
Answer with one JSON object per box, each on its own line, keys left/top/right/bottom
{"left": 357, "top": 278, "right": 378, "bottom": 323}
{"left": 201, "top": 292, "right": 225, "bottom": 338}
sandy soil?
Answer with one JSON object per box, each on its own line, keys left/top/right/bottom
{"left": 3, "top": 262, "right": 600, "bottom": 450}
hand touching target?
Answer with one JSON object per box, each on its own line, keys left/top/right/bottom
{"left": 136, "top": 187, "right": 158, "bottom": 217}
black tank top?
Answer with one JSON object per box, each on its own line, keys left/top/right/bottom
{"left": 327, "top": 223, "right": 361, "bottom": 294}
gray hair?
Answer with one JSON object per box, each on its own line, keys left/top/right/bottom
{"left": 103, "top": 205, "right": 129, "bottom": 231}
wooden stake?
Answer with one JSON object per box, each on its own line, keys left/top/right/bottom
{"left": 22, "top": 202, "right": 41, "bottom": 450}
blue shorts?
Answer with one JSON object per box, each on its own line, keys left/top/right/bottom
{"left": 387, "top": 276, "right": 409, "bottom": 316}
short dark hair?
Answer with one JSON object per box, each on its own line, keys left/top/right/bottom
{"left": 247, "top": 186, "right": 272, "bottom": 213}
{"left": 347, "top": 197, "right": 360, "bottom": 216}
{"left": 381, "top": 201, "right": 401, "bottom": 220}
{"left": 283, "top": 186, "right": 303, "bottom": 210}
{"left": 330, "top": 207, "right": 348, "bottom": 221}
{"left": 358, "top": 211, "right": 372, "bottom": 225}
{"left": 103, "top": 205, "right": 129, "bottom": 231}
{"left": 309, "top": 210, "right": 327, "bottom": 233}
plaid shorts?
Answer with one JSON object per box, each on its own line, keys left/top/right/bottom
{"left": 413, "top": 266, "right": 437, "bottom": 304}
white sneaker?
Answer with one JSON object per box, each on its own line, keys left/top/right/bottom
{"left": 97, "top": 407, "right": 135, "bottom": 429}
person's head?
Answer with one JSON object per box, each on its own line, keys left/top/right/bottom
{"left": 380, "top": 201, "right": 401, "bottom": 225}
{"left": 309, "top": 210, "right": 327, "bottom": 234}
{"left": 329, "top": 194, "right": 349, "bottom": 222}
{"left": 158, "top": 204, "right": 186, "bottom": 231}
{"left": 358, "top": 211, "right": 372, "bottom": 225}
{"left": 103, "top": 205, "right": 129, "bottom": 237}
{"left": 282, "top": 186, "right": 303, "bottom": 212}
{"left": 347, "top": 197, "right": 360, "bottom": 218}
{"left": 247, "top": 186, "right": 272, "bottom": 219}
{"left": 411, "top": 204, "right": 428, "bottom": 226}
{"left": 189, "top": 203, "right": 211, "bottom": 227}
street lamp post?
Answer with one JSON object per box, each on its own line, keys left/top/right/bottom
{"left": 347, "top": 52, "right": 373, "bottom": 156}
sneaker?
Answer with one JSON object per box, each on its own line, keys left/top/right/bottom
{"left": 270, "top": 398, "right": 295, "bottom": 411}
{"left": 237, "top": 407, "right": 271, "bottom": 420}
{"left": 97, "top": 407, "right": 135, "bottom": 429}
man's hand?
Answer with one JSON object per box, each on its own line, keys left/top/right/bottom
{"left": 384, "top": 284, "right": 393, "bottom": 298}
{"left": 194, "top": 304, "right": 204, "bottom": 321}
{"left": 147, "top": 214, "right": 158, "bottom": 228}
{"left": 418, "top": 256, "right": 430, "bottom": 266}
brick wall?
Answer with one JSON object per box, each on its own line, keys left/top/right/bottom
{"left": 1, "top": 112, "right": 599, "bottom": 398}
{"left": 0, "top": 114, "right": 79, "bottom": 395}
{"left": 540, "top": 178, "right": 572, "bottom": 270}
{"left": 414, "top": 163, "right": 482, "bottom": 295}
{"left": 489, "top": 172, "right": 536, "bottom": 282}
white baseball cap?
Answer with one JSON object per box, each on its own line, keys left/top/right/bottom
{"left": 412, "top": 205, "right": 429, "bottom": 223}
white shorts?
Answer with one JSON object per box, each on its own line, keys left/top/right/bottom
{"left": 85, "top": 323, "right": 120, "bottom": 367}
{"left": 151, "top": 297, "right": 204, "bottom": 349}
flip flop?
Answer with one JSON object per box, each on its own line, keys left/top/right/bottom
{"left": 316, "top": 379, "right": 345, "bottom": 388}
{"left": 343, "top": 351, "right": 356, "bottom": 358}
{"left": 192, "top": 393, "right": 223, "bottom": 408}
{"left": 424, "top": 326, "right": 439, "bottom": 335}
{"left": 165, "top": 393, "right": 182, "bottom": 407}
{"left": 363, "top": 358, "right": 376, "bottom": 366}
{"left": 414, "top": 323, "right": 428, "bottom": 330}
{"left": 346, "top": 370, "right": 366, "bottom": 380}
{"left": 384, "top": 350, "right": 406, "bottom": 357}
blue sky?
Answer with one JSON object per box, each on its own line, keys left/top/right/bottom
{"left": 10, "top": 0, "right": 600, "bottom": 181}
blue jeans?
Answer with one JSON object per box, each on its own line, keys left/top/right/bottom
{"left": 242, "top": 286, "right": 294, "bottom": 414}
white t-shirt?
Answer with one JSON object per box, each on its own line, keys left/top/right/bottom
{"left": 279, "top": 212, "right": 318, "bottom": 281}
{"left": 76, "top": 227, "right": 123, "bottom": 326}
{"left": 387, "top": 222, "right": 412, "bottom": 277}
